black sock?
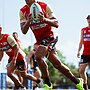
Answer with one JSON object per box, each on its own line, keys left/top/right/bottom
{"left": 44, "top": 78, "right": 51, "bottom": 87}
{"left": 83, "top": 84, "right": 88, "bottom": 90}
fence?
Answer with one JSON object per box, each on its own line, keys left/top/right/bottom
{"left": 0, "top": 70, "right": 33, "bottom": 89}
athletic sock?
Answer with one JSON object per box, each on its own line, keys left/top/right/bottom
{"left": 44, "top": 78, "right": 51, "bottom": 87}
{"left": 83, "top": 84, "right": 88, "bottom": 90}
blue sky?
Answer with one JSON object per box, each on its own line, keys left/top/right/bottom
{"left": 0, "top": 0, "right": 90, "bottom": 71}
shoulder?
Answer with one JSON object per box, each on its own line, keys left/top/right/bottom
{"left": 37, "top": 1, "right": 47, "bottom": 9}
{"left": 81, "top": 27, "right": 88, "bottom": 31}
{"left": 3, "top": 34, "right": 10, "bottom": 38}
{"left": 37, "top": 1, "right": 47, "bottom": 6}
{"left": 20, "top": 5, "right": 30, "bottom": 14}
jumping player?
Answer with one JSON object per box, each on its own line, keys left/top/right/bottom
{"left": 0, "top": 25, "right": 41, "bottom": 90}
{"left": 20, "top": 0, "right": 84, "bottom": 89}
{"left": 77, "top": 15, "right": 90, "bottom": 90}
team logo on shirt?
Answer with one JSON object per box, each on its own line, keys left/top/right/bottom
{"left": 84, "top": 30, "right": 86, "bottom": 34}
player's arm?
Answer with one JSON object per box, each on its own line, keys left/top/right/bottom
{"left": 38, "top": 4, "right": 59, "bottom": 28}
{"left": 0, "top": 51, "right": 4, "bottom": 61}
{"left": 7, "top": 36, "right": 19, "bottom": 62}
{"left": 20, "top": 11, "right": 32, "bottom": 34}
{"left": 17, "top": 40, "right": 22, "bottom": 48}
{"left": 27, "top": 50, "right": 35, "bottom": 59}
{"left": 77, "top": 30, "right": 83, "bottom": 58}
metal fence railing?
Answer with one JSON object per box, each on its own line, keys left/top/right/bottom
{"left": 0, "top": 70, "right": 33, "bottom": 89}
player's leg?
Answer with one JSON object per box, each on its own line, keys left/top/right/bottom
{"left": 35, "top": 45, "right": 52, "bottom": 87}
{"left": 48, "top": 50, "right": 83, "bottom": 89}
{"left": 32, "top": 55, "right": 42, "bottom": 89}
{"left": 15, "top": 70, "right": 23, "bottom": 84}
{"left": 7, "top": 60, "right": 24, "bottom": 88}
{"left": 20, "top": 71, "right": 40, "bottom": 83}
{"left": 79, "top": 55, "right": 89, "bottom": 90}
{"left": 17, "top": 60, "right": 40, "bottom": 83}
{"left": 33, "top": 68, "right": 42, "bottom": 88}
{"left": 79, "top": 63, "right": 88, "bottom": 90}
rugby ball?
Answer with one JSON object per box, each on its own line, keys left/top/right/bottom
{"left": 30, "top": 2, "right": 43, "bottom": 22}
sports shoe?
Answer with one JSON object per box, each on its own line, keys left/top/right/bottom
{"left": 76, "top": 78, "right": 84, "bottom": 90}
{"left": 42, "top": 84, "right": 52, "bottom": 90}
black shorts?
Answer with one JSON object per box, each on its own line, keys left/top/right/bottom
{"left": 79, "top": 55, "right": 90, "bottom": 64}
{"left": 8, "top": 60, "right": 27, "bottom": 71}
{"left": 31, "top": 55, "right": 38, "bottom": 70}
{"left": 40, "top": 36, "right": 58, "bottom": 51}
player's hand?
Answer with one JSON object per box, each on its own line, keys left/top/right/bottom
{"left": 27, "top": 14, "right": 32, "bottom": 22}
{"left": 38, "top": 12, "right": 45, "bottom": 21}
{"left": 77, "top": 52, "right": 80, "bottom": 58}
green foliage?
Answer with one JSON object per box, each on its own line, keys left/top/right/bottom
{"left": 24, "top": 46, "right": 31, "bottom": 55}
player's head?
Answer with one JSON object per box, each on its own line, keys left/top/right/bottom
{"left": 86, "top": 15, "right": 90, "bottom": 25}
{"left": 12, "top": 32, "right": 18, "bottom": 39}
{"left": 0, "top": 25, "right": 2, "bottom": 34}
{"left": 25, "top": 0, "right": 35, "bottom": 5}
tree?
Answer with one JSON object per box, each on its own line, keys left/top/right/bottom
{"left": 24, "top": 46, "right": 31, "bottom": 55}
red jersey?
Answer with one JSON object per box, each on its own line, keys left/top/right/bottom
{"left": 20, "top": 1, "right": 56, "bottom": 44}
{"left": 0, "top": 34, "right": 25, "bottom": 61}
{"left": 82, "top": 27, "right": 90, "bottom": 55}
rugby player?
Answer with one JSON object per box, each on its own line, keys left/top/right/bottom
{"left": 77, "top": 15, "right": 90, "bottom": 90}
{"left": 0, "top": 25, "right": 41, "bottom": 90}
{"left": 12, "top": 32, "right": 23, "bottom": 84}
{"left": 27, "top": 44, "right": 42, "bottom": 89}
{"left": 20, "top": 0, "right": 84, "bottom": 89}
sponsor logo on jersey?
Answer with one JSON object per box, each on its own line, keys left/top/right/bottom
{"left": 31, "top": 23, "right": 47, "bottom": 30}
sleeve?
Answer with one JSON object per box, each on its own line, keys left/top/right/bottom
{"left": 81, "top": 28, "right": 85, "bottom": 34}
{"left": 7, "top": 36, "right": 17, "bottom": 47}
{"left": 46, "top": 4, "right": 56, "bottom": 19}
{"left": 20, "top": 11, "right": 27, "bottom": 24}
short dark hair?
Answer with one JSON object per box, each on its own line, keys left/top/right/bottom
{"left": 86, "top": 15, "right": 90, "bottom": 19}
{"left": 12, "top": 32, "right": 18, "bottom": 36}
